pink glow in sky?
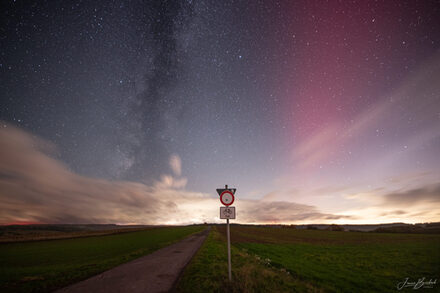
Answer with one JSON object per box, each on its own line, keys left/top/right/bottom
{"left": 1, "top": 1, "right": 439, "bottom": 225}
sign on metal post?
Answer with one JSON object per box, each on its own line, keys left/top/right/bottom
{"left": 220, "top": 190, "right": 234, "bottom": 206}
{"left": 217, "top": 184, "right": 236, "bottom": 282}
{"left": 220, "top": 207, "right": 236, "bottom": 219}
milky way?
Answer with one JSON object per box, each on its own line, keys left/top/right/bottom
{"left": 1, "top": 0, "right": 439, "bottom": 224}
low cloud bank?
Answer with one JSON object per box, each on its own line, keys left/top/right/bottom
{"left": 0, "top": 124, "right": 348, "bottom": 225}
{"left": 381, "top": 184, "right": 440, "bottom": 206}
{"left": 238, "top": 201, "right": 352, "bottom": 223}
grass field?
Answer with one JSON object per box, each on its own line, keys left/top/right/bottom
{"left": 0, "top": 225, "right": 204, "bottom": 292}
{"left": 0, "top": 224, "right": 156, "bottom": 243}
{"left": 176, "top": 226, "right": 320, "bottom": 293}
{"left": 177, "top": 225, "right": 440, "bottom": 292}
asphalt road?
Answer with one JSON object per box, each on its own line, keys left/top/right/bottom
{"left": 57, "top": 228, "right": 210, "bottom": 293}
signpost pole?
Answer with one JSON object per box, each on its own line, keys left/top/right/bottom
{"left": 227, "top": 217, "right": 231, "bottom": 281}
{"left": 218, "top": 184, "right": 235, "bottom": 282}
{"left": 224, "top": 184, "right": 232, "bottom": 281}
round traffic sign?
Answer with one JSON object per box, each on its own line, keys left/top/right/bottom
{"left": 220, "top": 190, "right": 234, "bottom": 206}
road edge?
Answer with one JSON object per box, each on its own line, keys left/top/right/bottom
{"left": 169, "top": 226, "right": 211, "bottom": 292}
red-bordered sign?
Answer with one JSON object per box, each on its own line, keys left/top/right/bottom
{"left": 220, "top": 190, "right": 235, "bottom": 206}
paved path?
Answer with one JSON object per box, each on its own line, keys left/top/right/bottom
{"left": 57, "top": 228, "right": 210, "bottom": 293}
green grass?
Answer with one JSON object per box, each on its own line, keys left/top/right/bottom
{"left": 176, "top": 227, "right": 322, "bottom": 292}
{"left": 238, "top": 241, "right": 439, "bottom": 292}
{"left": 177, "top": 226, "right": 440, "bottom": 292}
{"left": 0, "top": 225, "right": 204, "bottom": 292}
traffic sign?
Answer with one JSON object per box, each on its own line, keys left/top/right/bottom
{"left": 216, "top": 188, "right": 236, "bottom": 196}
{"left": 220, "top": 190, "right": 234, "bottom": 206}
{"left": 220, "top": 206, "right": 235, "bottom": 219}
{"left": 217, "top": 184, "right": 236, "bottom": 282}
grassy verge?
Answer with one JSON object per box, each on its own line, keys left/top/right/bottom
{"left": 0, "top": 225, "right": 204, "bottom": 292}
{"left": 176, "top": 226, "right": 322, "bottom": 292}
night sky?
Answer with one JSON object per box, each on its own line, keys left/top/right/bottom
{"left": 1, "top": 0, "right": 440, "bottom": 225}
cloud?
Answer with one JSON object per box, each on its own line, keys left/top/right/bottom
{"left": 379, "top": 210, "right": 408, "bottom": 217}
{"left": 237, "top": 200, "right": 353, "bottom": 223}
{"left": 169, "top": 154, "right": 182, "bottom": 176}
{"left": 154, "top": 174, "right": 187, "bottom": 189}
{"left": 0, "top": 124, "right": 178, "bottom": 224}
{"left": 334, "top": 182, "right": 440, "bottom": 224}
{"left": 0, "top": 123, "right": 350, "bottom": 225}
{"left": 381, "top": 184, "right": 440, "bottom": 206}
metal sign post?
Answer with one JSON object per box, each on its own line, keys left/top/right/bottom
{"left": 227, "top": 217, "right": 231, "bottom": 281}
{"left": 217, "top": 184, "right": 236, "bottom": 282}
